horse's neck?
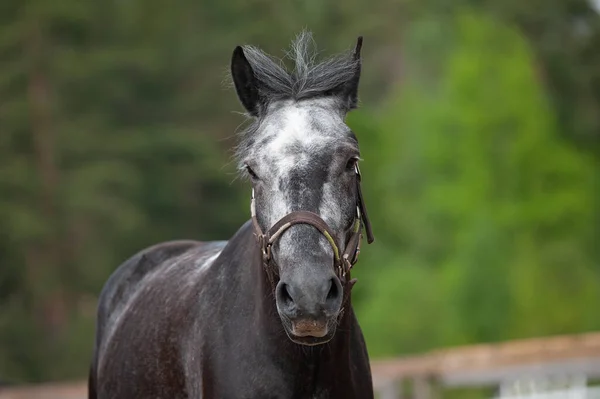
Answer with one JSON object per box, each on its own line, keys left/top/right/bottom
{"left": 244, "top": 244, "right": 355, "bottom": 377}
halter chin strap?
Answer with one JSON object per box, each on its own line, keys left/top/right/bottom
{"left": 250, "top": 165, "right": 374, "bottom": 292}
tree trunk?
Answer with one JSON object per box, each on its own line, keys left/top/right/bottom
{"left": 25, "top": 14, "right": 67, "bottom": 340}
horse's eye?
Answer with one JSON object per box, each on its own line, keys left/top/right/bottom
{"left": 245, "top": 164, "right": 259, "bottom": 180}
{"left": 346, "top": 157, "right": 358, "bottom": 172}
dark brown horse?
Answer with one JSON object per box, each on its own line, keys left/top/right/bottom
{"left": 89, "top": 31, "right": 375, "bottom": 399}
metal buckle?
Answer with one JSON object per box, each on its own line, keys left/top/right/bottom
{"left": 339, "top": 255, "right": 353, "bottom": 278}
{"left": 256, "top": 235, "right": 271, "bottom": 262}
{"left": 264, "top": 243, "right": 271, "bottom": 261}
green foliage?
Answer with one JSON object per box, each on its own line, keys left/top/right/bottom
{"left": 351, "top": 10, "right": 599, "bottom": 357}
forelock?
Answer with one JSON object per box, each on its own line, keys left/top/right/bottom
{"left": 230, "top": 32, "right": 360, "bottom": 171}
{"left": 237, "top": 31, "right": 360, "bottom": 105}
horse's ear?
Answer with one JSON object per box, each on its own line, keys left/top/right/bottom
{"left": 332, "top": 36, "right": 363, "bottom": 112}
{"left": 231, "top": 46, "right": 260, "bottom": 117}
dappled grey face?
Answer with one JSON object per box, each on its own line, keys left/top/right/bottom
{"left": 241, "top": 98, "right": 360, "bottom": 261}
{"left": 231, "top": 31, "right": 364, "bottom": 344}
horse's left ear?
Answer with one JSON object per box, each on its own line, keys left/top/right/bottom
{"left": 333, "top": 36, "right": 363, "bottom": 112}
{"left": 231, "top": 46, "right": 261, "bottom": 117}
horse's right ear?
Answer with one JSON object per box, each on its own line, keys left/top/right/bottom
{"left": 231, "top": 46, "right": 260, "bottom": 117}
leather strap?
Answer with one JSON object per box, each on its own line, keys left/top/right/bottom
{"left": 265, "top": 211, "right": 342, "bottom": 261}
{"left": 355, "top": 164, "right": 374, "bottom": 244}
{"left": 250, "top": 168, "right": 374, "bottom": 288}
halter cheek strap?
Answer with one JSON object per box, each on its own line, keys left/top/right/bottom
{"left": 355, "top": 164, "right": 374, "bottom": 244}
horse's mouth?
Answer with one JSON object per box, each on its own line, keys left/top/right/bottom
{"left": 287, "top": 333, "right": 334, "bottom": 346}
{"left": 280, "top": 316, "right": 336, "bottom": 345}
{"left": 291, "top": 319, "right": 328, "bottom": 337}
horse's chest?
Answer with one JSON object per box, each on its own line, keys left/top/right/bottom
{"left": 214, "top": 379, "right": 332, "bottom": 399}
{"left": 206, "top": 356, "right": 355, "bottom": 399}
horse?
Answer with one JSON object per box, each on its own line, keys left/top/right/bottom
{"left": 88, "top": 31, "right": 375, "bottom": 399}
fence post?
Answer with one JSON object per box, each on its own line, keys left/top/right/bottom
{"left": 413, "top": 376, "right": 433, "bottom": 399}
{"left": 379, "top": 379, "right": 401, "bottom": 399}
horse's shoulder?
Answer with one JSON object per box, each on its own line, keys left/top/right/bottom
{"left": 96, "top": 240, "right": 204, "bottom": 325}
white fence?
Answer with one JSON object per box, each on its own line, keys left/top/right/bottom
{"left": 372, "top": 331, "right": 600, "bottom": 399}
{"left": 495, "top": 386, "right": 600, "bottom": 399}
{"left": 495, "top": 375, "right": 600, "bottom": 399}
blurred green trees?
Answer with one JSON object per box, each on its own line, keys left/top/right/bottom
{"left": 0, "top": 0, "right": 598, "bottom": 383}
{"left": 351, "top": 10, "right": 599, "bottom": 357}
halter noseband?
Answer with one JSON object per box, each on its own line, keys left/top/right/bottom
{"left": 250, "top": 165, "right": 374, "bottom": 290}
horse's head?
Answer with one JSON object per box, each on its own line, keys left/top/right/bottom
{"left": 231, "top": 32, "right": 373, "bottom": 346}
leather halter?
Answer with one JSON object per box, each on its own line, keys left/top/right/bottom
{"left": 250, "top": 164, "right": 374, "bottom": 290}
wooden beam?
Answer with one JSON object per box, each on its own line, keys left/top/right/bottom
{"left": 372, "top": 331, "right": 600, "bottom": 389}
{"left": 0, "top": 381, "right": 86, "bottom": 399}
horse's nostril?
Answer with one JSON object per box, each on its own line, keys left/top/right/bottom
{"left": 326, "top": 278, "right": 339, "bottom": 301}
{"left": 280, "top": 283, "right": 294, "bottom": 306}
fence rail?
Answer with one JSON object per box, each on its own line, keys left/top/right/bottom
{"left": 371, "top": 331, "right": 600, "bottom": 398}
{"left": 0, "top": 381, "right": 86, "bottom": 399}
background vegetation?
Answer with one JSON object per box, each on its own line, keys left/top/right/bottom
{"left": 1, "top": 0, "right": 599, "bottom": 384}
